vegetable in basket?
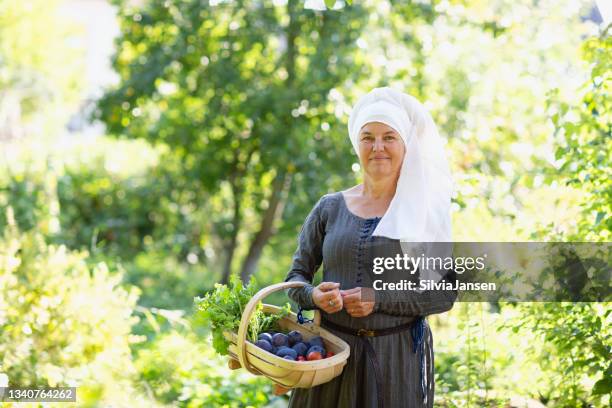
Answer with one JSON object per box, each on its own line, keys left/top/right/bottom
{"left": 194, "top": 275, "right": 291, "bottom": 355}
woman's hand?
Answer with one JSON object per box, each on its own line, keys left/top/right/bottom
{"left": 312, "top": 282, "right": 343, "bottom": 314}
{"left": 341, "top": 287, "right": 375, "bottom": 318}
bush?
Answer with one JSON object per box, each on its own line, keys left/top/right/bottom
{"left": 433, "top": 303, "right": 545, "bottom": 401}
{"left": 134, "top": 328, "right": 273, "bottom": 407}
{"left": 0, "top": 209, "right": 152, "bottom": 407}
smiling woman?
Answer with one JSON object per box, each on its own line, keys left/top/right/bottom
{"left": 344, "top": 122, "right": 406, "bottom": 219}
{"left": 360, "top": 124, "right": 405, "bottom": 168}
{"left": 285, "top": 87, "right": 456, "bottom": 408}
{"left": 359, "top": 123, "right": 405, "bottom": 162}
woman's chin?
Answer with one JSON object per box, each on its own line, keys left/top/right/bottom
{"left": 366, "top": 165, "right": 396, "bottom": 178}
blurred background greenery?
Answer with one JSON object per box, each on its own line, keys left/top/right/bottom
{"left": 0, "top": 0, "right": 610, "bottom": 407}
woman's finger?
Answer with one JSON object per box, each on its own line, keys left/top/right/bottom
{"left": 273, "top": 384, "right": 291, "bottom": 396}
{"left": 343, "top": 299, "right": 355, "bottom": 308}
{"left": 322, "top": 295, "right": 343, "bottom": 313}
{"left": 325, "top": 296, "right": 342, "bottom": 307}
{"left": 330, "top": 294, "right": 343, "bottom": 308}
{"left": 342, "top": 291, "right": 361, "bottom": 304}
{"left": 326, "top": 302, "right": 343, "bottom": 314}
{"left": 322, "top": 289, "right": 340, "bottom": 301}
{"left": 340, "top": 287, "right": 361, "bottom": 296}
{"left": 351, "top": 302, "right": 374, "bottom": 317}
{"left": 318, "top": 282, "right": 340, "bottom": 292}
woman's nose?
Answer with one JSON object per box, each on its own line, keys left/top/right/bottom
{"left": 372, "top": 138, "right": 384, "bottom": 151}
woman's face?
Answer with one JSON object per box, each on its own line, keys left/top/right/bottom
{"left": 358, "top": 121, "right": 405, "bottom": 179}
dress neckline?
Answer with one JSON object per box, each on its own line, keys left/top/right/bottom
{"left": 338, "top": 192, "right": 384, "bottom": 222}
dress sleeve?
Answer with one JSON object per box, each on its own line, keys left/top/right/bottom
{"left": 372, "top": 268, "right": 458, "bottom": 317}
{"left": 284, "top": 196, "right": 327, "bottom": 310}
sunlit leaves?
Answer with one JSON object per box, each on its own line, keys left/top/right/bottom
{"left": 546, "top": 27, "right": 611, "bottom": 241}
{"left": 0, "top": 216, "right": 143, "bottom": 405}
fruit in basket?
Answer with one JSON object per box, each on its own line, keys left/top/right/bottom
{"left": 276, "top": 346, "right": 298, "bottom": 360}
{"left": 306, "top": 351, "right": 323, "bottom": 361}
{"left": 258, "top": 333, "right": 273, "bottom": 344}
{"left": 255, "top": 339, "right": 274, "bottom": 353}
{"left": 309, "top": 336, "right": 325, "bottom": 347}
{"left": 287, "top": 330, "right": 303, "bottom": 346}
{"left": 291, "top": 342, "right": 308, "bottom": 357}
{"left": 326, "top": 351, "right": 335, "bottom": 358}
{"left": 297, "top": 355, "right": 306, "bottom": 361}
{"left": 272, "top": 333, "right": 289, "bottom": 347}
{"left": 283, "top": 355, "right": 297, "bottom": 361}
{"left": 307, "top": 345, "right": 326, "bottom": 358}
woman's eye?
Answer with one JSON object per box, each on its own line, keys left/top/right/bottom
{"left": 384, "top": 136, "right": 396, "bottom": 141}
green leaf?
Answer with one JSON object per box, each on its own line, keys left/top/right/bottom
{"left": 594, "top": 211, "right": 605, "bottom": 226}
{"left": 325, "top": 0, "right": 336, "bottom": 9}
{"left": 193, "top": 276, "right": 291, "bottom": 356}
{"left": 592, "top": 343, "right": 610, "bottom": 359}
{"left": 592, "top": 376, "right": 612, "bottom": 396}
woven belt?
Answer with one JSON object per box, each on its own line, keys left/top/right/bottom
{"left": 322, "top": 316, "right": 428, "bottom": 408}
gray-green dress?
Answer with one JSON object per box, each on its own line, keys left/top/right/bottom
{"left": 285, "top": 192, "right": 457, "bottom": 408}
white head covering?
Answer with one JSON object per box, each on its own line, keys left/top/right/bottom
{"left": 348, "top": 87, "right": 453, "bottom": 242}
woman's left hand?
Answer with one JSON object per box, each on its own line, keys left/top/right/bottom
{"left": 341, "top": 287, "right": 375, "bottom": 317}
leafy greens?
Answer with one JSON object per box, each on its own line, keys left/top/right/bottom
{"left": 194, "top": 275, "right": 290, "bottom": 355}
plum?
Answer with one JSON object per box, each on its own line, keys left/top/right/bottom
{"left": 287, "top": 330, "right": 303, "bottom": 346}
{"left": 275, "top": 346, "right": 291, "bottom": 355}
{"left": 306, "top": 351, "right": 323, "bottom": 361}
{"left": 258, "top": 333, "right": 273, "bottom": 344}
{"left": 308, "top": 336, "right": 324, "bottom": 347}
{"left": 307, "top": 345, "right": 326, "bottom": 358}
{"left": 291, "top": 342, "right": 308, "bottom": 357}
{"left": 275, "top": 346, "right": 298, "bottom": 360}
{"left": 272, "top": 333, "right": 289, "bottom": 348}
{"left": 283, "top": 355, "right": 296, "bottom": 361}
{"left": 255, "top": 339, "right": 274, "bottom": 353}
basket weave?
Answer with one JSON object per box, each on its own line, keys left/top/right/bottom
{"left": 224, "top": 281, "right": 350, "bottom": 388}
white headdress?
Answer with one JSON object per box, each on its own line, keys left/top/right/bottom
{"left": 348, "top": 87, "right": 453, "bottom": 242}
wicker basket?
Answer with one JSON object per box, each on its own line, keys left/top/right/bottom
{"left": 224, "top": 281, "right": 350, "bottom": 388}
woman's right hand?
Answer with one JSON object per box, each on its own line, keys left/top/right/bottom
{"left": 312, "top": 282, "right": 343, "bottom": 313}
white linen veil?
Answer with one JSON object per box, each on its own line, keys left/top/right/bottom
{"left": 347, "top": 87, "right": 453, "bottom": 243}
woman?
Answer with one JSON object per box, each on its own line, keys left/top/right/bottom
{"left": 285, "top": 87, "right": 457, "bottom": 408}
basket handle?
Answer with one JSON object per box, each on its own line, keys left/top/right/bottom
{"left": 236, "top": 281, "right": 320, "bottom": 375}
